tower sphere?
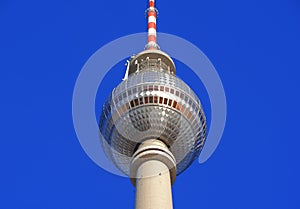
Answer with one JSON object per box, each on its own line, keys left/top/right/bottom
{"left": 99, "top": 50, "right": 207, "bottom": 176}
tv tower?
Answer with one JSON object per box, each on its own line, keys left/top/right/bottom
{"left": 99, "top": 0, "right": 207, "bottom": 208}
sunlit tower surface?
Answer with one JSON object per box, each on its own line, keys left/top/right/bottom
{"left": 99, "top": 0, "right": 207, "bottom": 208}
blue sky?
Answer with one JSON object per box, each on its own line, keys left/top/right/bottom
{"left": 1, "top": 0, "right": 300, "bottom": 208}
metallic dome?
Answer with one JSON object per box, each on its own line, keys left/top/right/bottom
{"left": 99, "top": 57, "right": 207, "bottom": 176}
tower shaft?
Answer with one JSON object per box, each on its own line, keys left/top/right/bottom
{"left": 135, "top": 160, "right": 173, "bottom": 209}
{"left": 130, "top": 139, "right": 177, "bottom": 209}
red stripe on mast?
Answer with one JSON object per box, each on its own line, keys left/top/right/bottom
{"left": 148, "top": 22, "right": 156, "bottom": 29}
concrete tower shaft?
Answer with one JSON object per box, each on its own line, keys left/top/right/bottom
{"left": 131, "top": 139, "right": 176, "bottom": 209}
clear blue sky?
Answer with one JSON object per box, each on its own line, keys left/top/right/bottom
{"left": 1, "top": 0, "right": 300, "bottom": 208}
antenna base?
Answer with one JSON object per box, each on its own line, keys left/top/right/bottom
{"left": 128, "top": 50, "right": 176, "bottom": 75}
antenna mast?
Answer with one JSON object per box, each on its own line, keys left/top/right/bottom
{"left": 145, "top": 0, "right": 159, "bottom": 50}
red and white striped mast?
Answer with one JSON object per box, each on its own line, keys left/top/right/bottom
{"left": 145, "top": 0, "right": 159, "bottom": 50}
